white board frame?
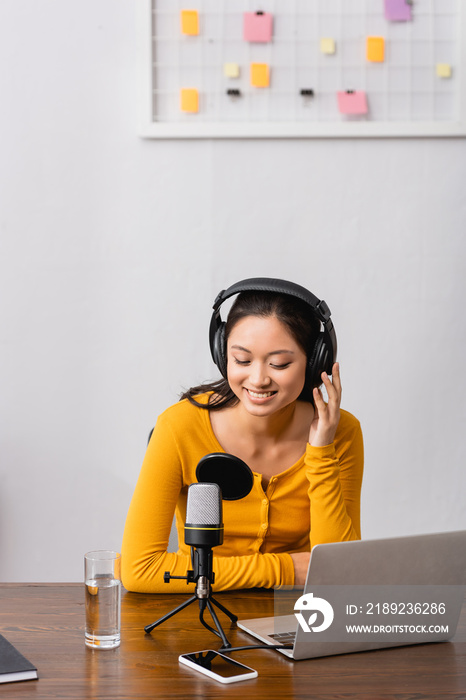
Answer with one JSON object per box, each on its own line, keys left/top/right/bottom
{"left": 138, "top": 0, "right": 466, "bottom": 139}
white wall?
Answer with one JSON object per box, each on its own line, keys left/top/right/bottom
{"left": 1, "top": 1, "right": 465, "bottom": 582}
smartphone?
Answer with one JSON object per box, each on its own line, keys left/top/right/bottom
{"left": 179, "top": 650, "right": 258, "bottom": 684}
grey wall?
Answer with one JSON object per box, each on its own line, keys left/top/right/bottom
{"left": 1, "top": 1, "right": 465, "bottom": 582}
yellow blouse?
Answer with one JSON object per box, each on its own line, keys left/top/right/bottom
{"left": 121, "top": 393, "right": 364, "bottom": 593}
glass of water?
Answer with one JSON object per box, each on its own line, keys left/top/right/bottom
{"left": 84, "top": 550, "right": 121, "bottom": 649}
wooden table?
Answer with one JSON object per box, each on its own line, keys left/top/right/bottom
{"left": 1, "top": 584, "right": 465, "bottom": 699}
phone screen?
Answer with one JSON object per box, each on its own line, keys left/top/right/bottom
{"left": 181, "top": 651, "right": 253, "bottom": 678}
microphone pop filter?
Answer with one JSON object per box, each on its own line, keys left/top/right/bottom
{"left": 196, "top": 453, "right": 253, "bottom": 501}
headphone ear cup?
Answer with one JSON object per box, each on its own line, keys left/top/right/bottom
{"left": 212, "top": 322, "right": 228, "bottom": 379}
{"left": 307, "top": 337, "right": 329, "bottom": 389}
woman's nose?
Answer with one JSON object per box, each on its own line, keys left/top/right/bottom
{"left": 249, "top": 363, "right": 271, "bottom": 387}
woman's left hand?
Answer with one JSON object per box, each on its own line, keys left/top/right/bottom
{"left": 308, "top": 362, "right": 342, "bottom": 447}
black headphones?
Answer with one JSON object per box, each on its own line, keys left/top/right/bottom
{"left": 209, "top": 277, "right": 337, "bottom": 390}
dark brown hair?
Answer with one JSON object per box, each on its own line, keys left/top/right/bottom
{"left": 180, "top": 291, "right": 321, "bottom": 410}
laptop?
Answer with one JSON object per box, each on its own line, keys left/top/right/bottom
{"left": 237, "top": 530, "right": 466, "bottom": 660}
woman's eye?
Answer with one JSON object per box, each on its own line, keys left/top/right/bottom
{"left": 270, "top": 363, "right": 291, "bottom": 370}
{"left": 233, "top": 358, "right": 250, "bottom": 365}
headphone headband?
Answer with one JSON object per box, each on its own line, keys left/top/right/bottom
{"left": 209, "top": 277, "right": 337, "bottom": 388}
{"left": 212, "top": 277, "right": 331, "bottom": 323}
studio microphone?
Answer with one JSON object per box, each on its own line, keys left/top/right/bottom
{"left": 185, "top": 483, "right": 223, "bottom": 598}
{"left": 145, "top": 481, "right": 237, "bottom": 643}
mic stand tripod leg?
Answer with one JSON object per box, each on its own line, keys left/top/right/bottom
{"left": 144, "top": 594, "right": 198, "bottom": 634}
{"left": 199, "top": 599, "right": 232, "bottom": 649}
{"left": 209, "top": 595, "right": 238, "bottom": 623}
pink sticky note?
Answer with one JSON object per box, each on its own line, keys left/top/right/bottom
{"left": 384, "top": 0, "right": 412, "bottom": 22}
{"left": 243, "top": 12, "right": 273, "bottom": 43}
{"left": 337, "top": 91, "right": 368, "bottom": 115}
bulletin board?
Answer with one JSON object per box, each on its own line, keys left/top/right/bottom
{"left": 138, "top": 0, "right": 466, "bottom": 138}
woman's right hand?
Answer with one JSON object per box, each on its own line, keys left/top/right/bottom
{"left": 290, "top": 552, "right": 310, "bottom": 586}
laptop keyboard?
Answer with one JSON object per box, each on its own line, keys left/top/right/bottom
{"left": 270, "top": 631, "right": 296, "bottom": 644}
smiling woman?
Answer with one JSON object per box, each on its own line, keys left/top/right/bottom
{"left": 121, "top": 278, "right": 364, "bottom": 593}
{"left": 227, "top": 315, "right": 309, "bottom": 412}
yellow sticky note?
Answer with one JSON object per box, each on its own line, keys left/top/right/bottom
{"left": 251, "top": 63, "right": 269, "bottom": 88}
{"left": 436, "top": 63, "right": 452, "bottom": 78}
{"left": 224, "top": 63, "right": 240, "bottom": 78}
{"left": 180, "top": 88, "right": 199, "bottom": 113}
{"left": 181, "top": 10, "right": 199, "bottom": 36}
{"left": 367, "top": 37, "right": 385, "bottom": 62}
{"left": 320, "top": 38, "right": 336, "bottom": 55}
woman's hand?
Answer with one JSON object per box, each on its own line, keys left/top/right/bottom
{"left": 290, "top": 552, "right": 311, "bottom": 586}
{"left": 308, "top": 362, "right": 341, "bottom": 447}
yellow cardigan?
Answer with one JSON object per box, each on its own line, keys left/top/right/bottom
{"left": 121, "top": 393, "right": 364, "bottom": 593}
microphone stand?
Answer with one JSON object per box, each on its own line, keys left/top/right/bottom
{"left": 144, "top": 547, "right": 238, "bottom": 649}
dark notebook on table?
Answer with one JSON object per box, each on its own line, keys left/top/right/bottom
{"left": 0, "top": 634, "right": 38, "bottom": 684}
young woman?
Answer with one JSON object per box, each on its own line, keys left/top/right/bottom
{"left": 121, "top": 278, "right": 363, "bottom": 593}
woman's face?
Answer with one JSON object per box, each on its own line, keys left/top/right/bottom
{"left": 226, "top": 314, "right": 308, "bottom": 417}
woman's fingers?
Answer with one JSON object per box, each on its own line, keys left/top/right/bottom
{"left": 321, "top": 363, "right": 341, "bottom": 400}
{"left": 313, "top": 386, "right": 325, "bottom": 409}
{"left": 330, "top": 362, "right": 341, "bottom": 396}
{"left": 309, "top": 364, "right": 342, "bottom": 447}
